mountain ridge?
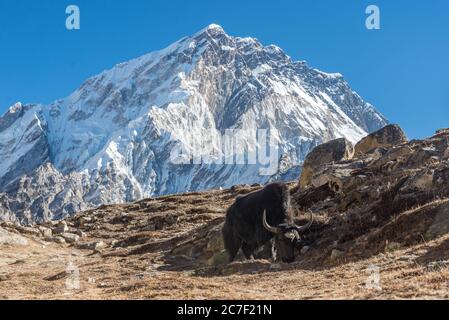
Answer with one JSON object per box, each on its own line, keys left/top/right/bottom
{"left": 0, "top": 24, "right": 388, "bottom": 223}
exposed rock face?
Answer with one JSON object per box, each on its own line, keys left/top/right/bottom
{"left": 426, "top": 202, "right": 449, "bottom": 240}
{"left": 0, "top": 226, "right": 28, "bottom": 246}
{"left": 434, "top": 128, "right": 449, "bottom": 138}
{"left": 293, "top": 126, "right": 449, "bottom": 252}
{"left": 354, "top": 124, "right": 407, "bottom": 155}
{"left": 299, "top": 138, "right": 354, "bottom": 189}
{"left": 0, "top": 24, "right": 387, "bottom": 224}
{"left": 171, "top": 220, "right": 225, "bottom": 263}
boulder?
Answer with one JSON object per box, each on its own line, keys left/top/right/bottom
{"left": 170, "top": 221, "right": 225, "bottom": 262}
{"left": 76, "top": 241, "right": 106, "bottom": 251}
{"left": 269, "top": 263, "right": 282, "bottom": 270}
{"left": 14, "top": 225, "right": 41, "bottom": 236}
{"left": 220, "top": 260, "right": 273, "bottom": 276}
{"left": 354, "top": 124, "right": 407, "bottom": 155}
{"left": 206, "top": 233, "right": 224, "bottom": 252}
{"left": 61, "top": 233, "right": 80, "bottom": 243}
{"left": 385, "top": 241, "right": 402, "bottom": 252}
{"left": 77, "top": 216, "right": 92, "bottom": 227}
{"left": 0, "top": 227, "right": 29, "bottom": 246}
{"left": 300, "top": 246, "right": 310, "bottom": 255}
{"left": 41, "top": 221, "right": 57, "bottom": 228}
{"left": 53, "top": 221, "right": 68, "bottom": 234}
{"left": 427, "top": 260, "right": 449, "bottom": 271}
{"left": 426, "top": 202, "right": 449, "bottom": 240}
{"left": 38, "top": 226, "right": 52, "bottom": 238}
{"left": 0, "top": 274, "right": 11, "bottom": 282}
{"left": 93, "top": 241, "right": 107, "bottom": 250}
{"left": 207, "top": 251, "right": 230, "bottom": 266}
{"left": 299, "top": 138, "right": 354, "bottom": 189}
{"left": 142, "top": 224, "right": 156, "bottom": 232}
{"left": 76, "top": 230, "right": 87, "bottom": 238}
{"left": 53, "top": 236, "right": 66, "bottom": 244}
{"left": 330, "top": 249, "right": 344, "bottom": 261}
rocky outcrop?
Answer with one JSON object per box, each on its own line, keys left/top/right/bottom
{"left": 354, "top": 124, "right": 407, "bottom": 155}
{"left": 170, "top": 220, "right": 227, "bottom": 265}
{"left": 426, "top": 202, "right": 449, "bottom": 240}
{"left": 293, "top": 126, "right": 449, "bottom": 257}
{"left": 298, "top": 125, "right": 410, "bottom": 199}
{"left": 0, "top": 218, "right": 88, "bottom": 247}
{"left": 299, "top": 138, "right": 354, "bottom": 189}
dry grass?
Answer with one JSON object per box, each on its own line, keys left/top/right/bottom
{"left": 1, "top": 185, "right": 449, "bottom": 300}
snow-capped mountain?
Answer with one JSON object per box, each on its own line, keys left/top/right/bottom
{"left": 0, "top": 24, "right": 387, "bottom": 223}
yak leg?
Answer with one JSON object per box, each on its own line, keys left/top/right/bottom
{"left": 224, "top": 236, "right": 241, "bottom": 263}
{"left": 222, "top": 222, "right": 242, "bottom": 263}
{"left": 227, "top": 240, "right": 241, "bottom": 262}
{"left": 241, "top": 242, "right": 257, "bottom": 260}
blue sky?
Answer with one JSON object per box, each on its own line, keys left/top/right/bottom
{"left": 0, "top": 0, "right": 447, "bottom": 138}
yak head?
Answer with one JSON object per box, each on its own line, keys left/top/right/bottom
{"left": 262, "top": 210, "right": 313, "bottom": 263}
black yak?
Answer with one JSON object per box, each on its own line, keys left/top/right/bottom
{"left": 222, "top": 182, "right": 313, "bottom": 263}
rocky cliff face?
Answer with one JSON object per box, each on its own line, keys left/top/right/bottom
{"left": 0, "top": 24, "right": 387, "bottom": 223}
{"left": 294, "top": 126, "right": 449, "bottom": 247}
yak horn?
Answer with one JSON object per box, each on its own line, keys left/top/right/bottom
{"left": 262, "top": 210, "right": 279, "bottom": 234}
{"left": 295, "top": 211, "right": 314, "bottom": 232}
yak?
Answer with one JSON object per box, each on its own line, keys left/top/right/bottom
{"left": 222, "top": 182, "right": 313, "bottom": 263}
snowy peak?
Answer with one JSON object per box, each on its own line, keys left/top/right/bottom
{"left": 196, "top": 23, "right": 226, "bottom": 36}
